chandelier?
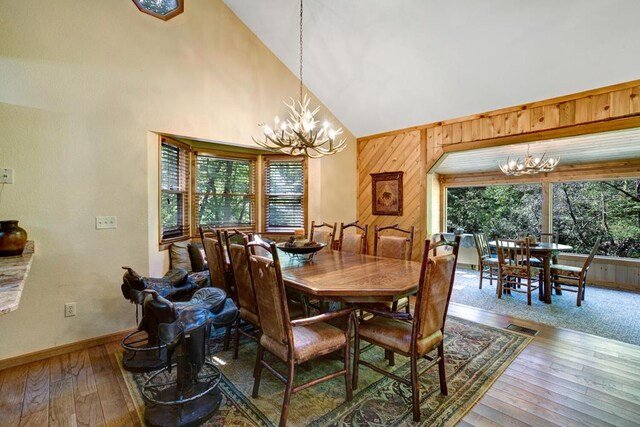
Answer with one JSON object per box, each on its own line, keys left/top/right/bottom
{"left": 253, "top": 0, "right": 346, "bottom": 158}
{"left": 498, "top": 145, "right": 559, "bottom": 176}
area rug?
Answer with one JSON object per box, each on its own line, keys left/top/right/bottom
{"left": 115, "top": 316, "right": 530, "bottom": 426}
{"left": 451, "top": 268, "right": 640, "bottom": 346}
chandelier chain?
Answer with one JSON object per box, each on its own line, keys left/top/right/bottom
{"left": 299, "top": 0, "right": 303, "bottom": 103}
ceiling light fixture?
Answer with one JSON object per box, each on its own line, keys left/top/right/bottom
{"left": 498, "top": 145, "right": 559, "bottom": 176}
{"left": 253, "top": 0, "right": 346, "bottom": 158}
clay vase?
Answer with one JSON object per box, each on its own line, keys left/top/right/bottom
{"left": 0, "top": 220, "right": 28, "bottom": 257}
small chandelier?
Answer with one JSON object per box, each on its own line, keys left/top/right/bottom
{"left": 253, "top": 0, "right": 346, "bottom": 158}
{"left": 499, "top": 145, "right": 559, "bottom": 176}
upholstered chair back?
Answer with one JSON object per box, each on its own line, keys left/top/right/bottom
{"left": 374, "top": 224, "right": 415, "bottom": 260}
{"left": 228, "top": 243, "right": 256, "bottom": 314}
{"left": 203, "top": 237, "right": 227, "bottom": 291}
{"left": 248, "top": 249, "right": 291, "bottom": 346}
{"left": 310, "top": 221, "right": 337, "bottom": 248}
{"left": 415, "top": 253, "right": 457, "bottom": 339}
{"left": 338, "top": 221, "right": 368, "bottom": 254}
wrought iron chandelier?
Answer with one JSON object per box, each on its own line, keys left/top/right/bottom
{"left": 253, "top": 0, "right": 346, "bottom": 158}
{"left": 498, "top": 145, "right": 559, "bottom": 176}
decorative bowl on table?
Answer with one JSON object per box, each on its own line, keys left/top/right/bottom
{"left": 276, "top": 240, "right": 326, "bottom": 261}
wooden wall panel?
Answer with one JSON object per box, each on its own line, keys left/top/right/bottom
{"left": 357, "top": 130, "right": 425, "bottom": 261}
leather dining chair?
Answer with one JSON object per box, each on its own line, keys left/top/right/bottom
{"left": 310, "top": 221, "right": 337, "bottom": 249}
{"left": 354, "top": 235, "right": 461, "bottom": 422}
{"left": 551, "top": 237, "right": 601, "bottom": 306}
{"left": 338, "top": 220, "right": 368, "bottom": 254}
{"left": 374, "top": 224, "right": 415, "bottom": 314}
{"left": 247, "top": 239, "right": 355, "bottom": 427}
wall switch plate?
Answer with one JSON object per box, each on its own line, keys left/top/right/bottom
{"left": 96, "top": 216, "right": 117, "bottom": 229}
{"left": 0, "top": 168, "right": 13, "bottom": 184}
{"left": 65, "top": 302, "right": 76, "bottom": 317}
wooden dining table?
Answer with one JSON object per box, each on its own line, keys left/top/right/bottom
{"left": 489, "top": 241, "right": 573, "bottom": 304}
{"left": 278, "top": 249, "right": 422, "bottom": 304}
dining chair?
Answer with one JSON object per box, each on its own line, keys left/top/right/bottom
{"left": 247, "top": 239, "right": 355, "bottom": 427}
{"left": 374, "top": 224, "right": 415, "bottom": 260}
{"left": 310, "top": 221, "right": 337, "bottom": 249}
{"left": 202, "top": 229, "right": 235, "bottom": 349}
{"left": 538, "top": 231, "right": 559, "bottom": 244}
{"left": 374, "top": 224, "right": 415, "bottom": 313}
{"left": 495, "top": 238, "right": 541, "bottom": 305}
{"left": 338, "top": 220, "right": 368, "bottom": 254}
{"left": 550, "top": 237, "right": 601, "bottom": 306}
{"left": 473, "top": 232, "right": 499, "bottom": 289}
{"left": 354, "top": 235, "right": 461, "bottom": 422}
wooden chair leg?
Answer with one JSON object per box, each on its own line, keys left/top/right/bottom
{"left": 223, "top": 325, "right": 232, "bottom": 351}
{"left": 497, "top": 276, "right": 503, "bottom": 299}
{"left": 410, "top": 353, "right": 420, "bottom": 422}
{"left": 388, "top": 351, "right": 395, "bottom": 367}
{"left": 232, "top": 317, "right": 241, "bottom": 360}
{"left": 279, "top": 361, "right": 296, "bottom": 427}
{"left": 353, "top": 331, "right": 360, "bottom": 390}
{"left": 437, "top": 342, "right": 448, "bottom": 395}
{"left": 344, "top": 333, "right": 353, "bottom": 401}
{"left": 251, "top": 345, "right": 264, "bottom": 398}
{"left": 479, "top": 263, "right": 484, "bottom": 289}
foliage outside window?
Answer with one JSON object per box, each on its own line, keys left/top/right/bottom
{"left": 446, "top": 184, "right": 542, "bottom": 239}
{"left": 195, "top": 153, "right": 256, "bottom": 229}
{"left": 553, "top": 179, "right": 640, "bottom": 258}
{"left": 160, "top": 140, "right": 190, "bottom": 242}
{"left": 264, "top": 158, "right": 306, "bottom": 230}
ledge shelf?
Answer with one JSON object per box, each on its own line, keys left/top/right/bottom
{"left": 0, "top": 241, "right": 34, "bottom": 315}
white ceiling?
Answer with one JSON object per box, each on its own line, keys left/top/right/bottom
{"left": 435, "top": 128, "right": 640, "bottom": 175}
{"left": 224, "top": 0, "right": 640, "bottom": 138}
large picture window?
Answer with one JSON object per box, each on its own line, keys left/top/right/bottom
{"left": 194, "top": 153, "right": 256, "bottom": 229}
{"left": 553, "top": 179, "right": 640, "bottom": 258}
{"left": 160, "top": 138, "right": 190, "bottom": 242}
{"left": 264, "top": 157, "right": 306, "bottom": 230}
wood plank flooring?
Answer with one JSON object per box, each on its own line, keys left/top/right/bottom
{"left": 1, "top": 303, "right": 639, "bottom": 426}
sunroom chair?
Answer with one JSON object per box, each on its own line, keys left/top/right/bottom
{"left": 496, "top": 238, "right": 541, "bottom": 305}
{"left": 551, "top": 237, "right": 601, "bottom": 306}
{"left": 338, "top": 220, "right": 368, "bottom": 254}
{"left": 247, "top": 239, "right": 355, "bottom": 427}
{"left": 374, "top": 224, "right": 415, "bottom": 313}
{"left": 354, "top": 235, "right": 461, "bottom": 422}
{"left": 310, "top": 221, "right": 337, "bottom": 249}
{"left": 473, "top": 232, "right": 499, "bottom": 289}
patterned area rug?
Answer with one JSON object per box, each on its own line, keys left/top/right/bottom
{"left": 116, "top": 316, "right": 530, "bottom": 426}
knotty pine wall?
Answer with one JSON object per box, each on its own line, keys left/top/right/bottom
{"left": 357, "top": 130, "right": 426, "bottom": 261}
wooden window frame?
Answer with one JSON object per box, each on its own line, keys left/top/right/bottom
{"left": 159, "top": 137, "right": 191, "bottom": 246}
{"left": 262, "top": 155, "right": 308, "bottom": 233}
{"left": 192, "top": 149, "right": 257, "bottom": 234}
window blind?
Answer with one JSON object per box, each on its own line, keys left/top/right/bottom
{"left": 264, "top": 158, "right": 305, "bottom": 229}
{"left": 194, "top": 153, "right": 256, "bottom": 229}
{"left": 160, "top": 140, "right": 190, "bottom": 241}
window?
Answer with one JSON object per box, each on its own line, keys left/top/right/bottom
{"left": 264, "top": 157, "right": 306, "bottom": 230}
{"left": 194, "top": 153, "right": 256, "bottom": 229}
{"left": 553, "top": 179, "right": 640, "bottom": 258}
{"left": 160, "top": 139, "right": 190, "bottom": 242}
{"left": 446, "top": 184, "right": 542, "bottom": 238}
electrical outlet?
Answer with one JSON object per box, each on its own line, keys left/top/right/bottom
{"left": 0, "top": 168, "right": 13, "bottom": 184}
{"left": 96, "top": 215, "right": 117, "bottom": 229}
{"left": 64, "top": 302, "right": 76, "bottom": 317}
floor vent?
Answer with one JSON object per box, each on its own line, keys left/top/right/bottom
{"left": 506, "top": 324, "right": 539, "bottom": 336}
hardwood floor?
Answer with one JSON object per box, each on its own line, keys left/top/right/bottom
{"left": 1, "top": 303, "right": 639, "bottom": 426}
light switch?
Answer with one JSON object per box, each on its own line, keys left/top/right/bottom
{"left": 96, "top": 216, "right": 117, "bottom": 229}
{"left": 0, "top": 168, "right": 13, "bottom": 184}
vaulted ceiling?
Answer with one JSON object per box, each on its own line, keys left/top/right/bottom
{"left": 224, "top": 0, "right": 640, "bottom": 138}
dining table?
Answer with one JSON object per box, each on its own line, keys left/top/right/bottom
{"left": 278, "top": 249, "right": 422, "bottom": 304}
{"left": 489, "top": 241, "right": 573, "bottom": 304}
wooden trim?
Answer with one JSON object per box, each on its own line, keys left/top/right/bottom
{"left": 440, "top": 158, "right": 640, "bottom": 187}
{"left": 0, "top": 329, "right": 133, "bottom": 371}
{"left": 358, "top": 79, "right": 640, "bottom": 141}
{"left": 158, "top": 136, "right": 192, "bottom": 246}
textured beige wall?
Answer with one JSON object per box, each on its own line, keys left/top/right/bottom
{"left": 0, "top": 0, "right": 356, "bottom": 360}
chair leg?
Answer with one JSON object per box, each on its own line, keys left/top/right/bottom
{"left": 223, "top": 325, "right": 232, "bottom": 351}
{"left": 479, "top": 263, "right": 484, "bottom": 289}
{"left": 279, "top": 361, "right": 296, "bottom": 427}
{"left": 388, "top": 351, "right": 395, "bottom": 367}
{"left": 251, "top": 345, "right": 264, "bottom": 398}
{"left": 410, "top": 352, "right": 420, "bottom": 422}
{"left": 232, "top": 316, "right": 241, "bottom": 360}
{"left": 353, "top": 331, "right": 360, "bottom": 390}
{"left": 527, "top": 278, "right": 532, "bottom": 305}
{"left": 497, "top": 275, "right": 503, "bottom": 299}
{"left": 437, "top": 342, "right": 448, "bottom": 395}
{"left": 344, "top": 333, "right": 353, "bottom": 401}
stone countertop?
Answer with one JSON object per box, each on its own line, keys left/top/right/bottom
{"left": 0, "top": 241, "right": 34, "bottom": 315}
